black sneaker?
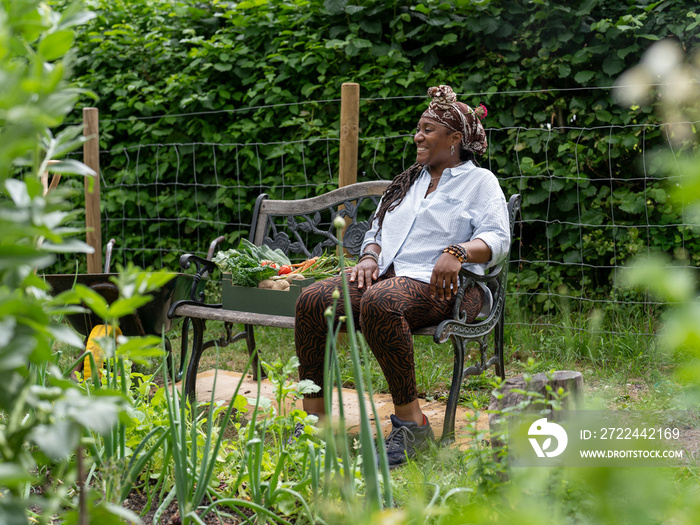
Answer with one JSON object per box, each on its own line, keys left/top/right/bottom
{"left": 380, "top": 414, "right": 435, "bottom": 469}
{"left": 287, "top": 422, "right": 306, "bottom": 445}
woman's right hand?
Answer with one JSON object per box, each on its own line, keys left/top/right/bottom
{"left": 349, "top": 257, "right": 379, "bottom": 289}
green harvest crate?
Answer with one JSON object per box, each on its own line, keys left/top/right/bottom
{"left": 221, "top": 274, "right": 316, "bottom": 317}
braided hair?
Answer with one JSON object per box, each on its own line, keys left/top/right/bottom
{"left": 373, "top": 147, "right": 478, "bottom": 238}
{"left": 373, "top": 163, "right": 423, "bottom": 236}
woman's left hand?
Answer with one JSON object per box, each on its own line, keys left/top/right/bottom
{"left": 430, "top": 253, "right": 462, "bottom": 300}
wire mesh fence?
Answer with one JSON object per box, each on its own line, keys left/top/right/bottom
{"left": 51, "top": 93, "right": 700, "bottom": 349}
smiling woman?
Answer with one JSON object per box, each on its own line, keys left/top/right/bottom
{"left": 294, "top": 84, "right": 511, "bottom": 468}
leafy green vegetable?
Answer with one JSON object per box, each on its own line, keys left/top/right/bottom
{"left": 237, "top": 239, "right": 291, "bottom": 266}
{"left": 212, "top": 249, "right": 277, "bottom": 287}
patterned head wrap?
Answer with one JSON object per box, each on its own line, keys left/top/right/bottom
{"left": 420, "top": 85, "right": 488, "bottom": 155}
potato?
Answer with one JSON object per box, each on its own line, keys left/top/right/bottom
{"left": 272, "top": 279, "right": 290, "bottom": 291}
{"left": 258, "top": 279, "right": 275, "bottom": 289}
{"left": 286, "top": 273, "right": 307, "bottom": 283}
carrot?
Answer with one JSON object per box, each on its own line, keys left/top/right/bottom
{"left": 290, "top": 256, "right": 319, "bottom": 274}
{"left": 303, "top": 257, "right": 320, "bottom": 271}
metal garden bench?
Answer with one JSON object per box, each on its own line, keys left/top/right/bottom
{"left": 168, "top": 180, "right": 521, "bottom": 443}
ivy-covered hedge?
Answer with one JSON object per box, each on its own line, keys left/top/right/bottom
{"left": 59, "top": 0, "right": 699, "bottom": 306}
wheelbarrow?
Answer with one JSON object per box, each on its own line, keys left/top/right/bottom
{"left": 43, "top": 238, "right": 213, "bottom": 381}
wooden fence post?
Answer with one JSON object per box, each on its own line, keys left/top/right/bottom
{"left": 338, "top": 82, "right": 360, "bottom": 189}
{"left": 337, "top": 83, "right": 360, "bottom": 344}
{"left": 338, "top": 83, "right": 360, "bottom": 255}
{"left": 83, "top": 107, "right": 102, "bottom": 273}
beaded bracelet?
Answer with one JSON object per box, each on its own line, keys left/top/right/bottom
{"left": 443, "top": 244, "right": 468, "bottom": 263}
{"left": 359, "top": 249, "right": 379, "bottom": 263}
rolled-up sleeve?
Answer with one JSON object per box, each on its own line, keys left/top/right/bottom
{"left": 470, "top": 188, "right": 510, "bottom": 269}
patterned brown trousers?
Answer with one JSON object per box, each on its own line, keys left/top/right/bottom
{"left": 294, "top": 267, "right": 484, "bottom": 406}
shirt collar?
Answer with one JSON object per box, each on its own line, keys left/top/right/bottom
{"left": 445, "top": 160, "right": 475, "bottom": 177}
{"left": 420, "top": 160, "right": 475, "bottom": 179}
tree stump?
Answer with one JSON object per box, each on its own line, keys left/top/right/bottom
{"left": 488, "top": 370, "right": 584, "bottom": 463}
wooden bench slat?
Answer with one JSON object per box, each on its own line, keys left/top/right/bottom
{"left": 174, "top": 304, "right": 296, "bottom": 329}
{"left": 259, "top": 180, "right": 389, "bottom": 215}
{"left": 174, "top": 303, "right": 437, "bottom": 335}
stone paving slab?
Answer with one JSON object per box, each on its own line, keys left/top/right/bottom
{"left": 181, "top": 369, "right": 489, "bottom": 448}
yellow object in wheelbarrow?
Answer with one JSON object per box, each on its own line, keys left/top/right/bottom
{"left": 83, "top": 324, "right": 122, "bottom": 380}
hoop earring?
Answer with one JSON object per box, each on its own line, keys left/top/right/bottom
{"left": 451, "top": 144, "right": 455, "bottom": 156}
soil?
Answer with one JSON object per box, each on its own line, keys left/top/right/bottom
{"left": 122, "top": 490, "right": 252, "bottom": 524}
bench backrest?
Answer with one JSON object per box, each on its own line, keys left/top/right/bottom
{"left": 250, "top": 181, "right": 390, "bottom": 259}
{"left": 250, "top": 183, "right": 521, "bottom": 293}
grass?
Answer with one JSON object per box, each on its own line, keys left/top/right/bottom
{"left": 56, "top": 300, "right": 685, "bottom": 416}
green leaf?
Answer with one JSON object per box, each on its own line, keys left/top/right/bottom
{"left": 0, "top": 500, "right": 29, "bottom": 525}
{"left": 60, "top": 391, "right": 122, "bottom": 434}
{"left": 517, "top": 269, "right": 539, "bottom": 287}
{"left": 619, "top": 194, "right": 645, "bottom": 214}
{"left": 546, "top": 222, "right": 562, "bottom": 239}
{"left": 233, "top": 394, "right": 248, "bottom": 412}
{"left": 0, "top": 317, "right": 16, "bottom": 347}
{"left": 38, "top": 30, "right": 74, "bottom": 61}
{"left": 574, "top": 70, "right": 595, "bottom": 84}
{"left": 557, "top": 191, "right": 577, "bottom": 212}
{"left": 544, "top": 178, "right": 565, "bottom": 192}
{"left": 662, "top": 302, "right": 700, "bottom": 355}
{"left": 323, "top": 0, "right": 347, "bottom": 15}
{"left": 30, "top": 421, "right": 80, "bottom": 460}
{"left": 248, "top": 395, "right": 272, "bottom": 412}
{"left": 649, "top": 188, "right": 667, "bottom": 204}
{"left": 297, "top": 379, "right": 321, "bottom": 395}
{"left": 0, "top": 335, "right": 36, "bottom": 370}
{"left": 5, "top": 179, "right": 30, "bottom": 206}
{"left": 622, "top": 255, "right": 695, "bottom": 303}
{"left": 47, "top": 324, "right": 84, "bottom": 348}
{"left": 580, "top": 208, "right": 606, "bottom": 225}
{"left": 602, "top": 55, "right": 624, "bottom": 76}
{"left": 0, "top": 464, "right": 34, "bottom": 487}
{"left": 595, "top": 109, "right": 612, "bottom": 122}
{"left": 66, "top": 285, "right": 110, "bottom": 320}
{"left": 57, "top": 10, "right": 97, "bottom": 31}
{"left": 115, "top": 336, "right": 165, "bottom": 359}
{"left": 617, "top": 44, "right": 639, "bottom": 59}
{"left": 41, "top": 239, "right": 95, "bottom": 254}
{"left": 48, "top": 159, "right": 96, "bottom": 176}
{"left": 101, "top": 503, "right": 145, "bottom": 525}
{"left": 0, "top": 246, "right": 55, "bottom": 270}
{"left": 525, "top": 186, "right": 549, "bottom": 205}
{"left": 107, "top": 296, "right": 153, "bottom": 318}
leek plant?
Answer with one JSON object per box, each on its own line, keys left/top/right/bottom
{"left": 312, "top": 216, "right": 394, "bottom": 520}
{"left": 159, "top": 350, "right": 252, "bottom": 524}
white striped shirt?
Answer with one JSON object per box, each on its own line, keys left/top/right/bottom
{"left": 361, "top": 161, "right": 510, "bottom": 310}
